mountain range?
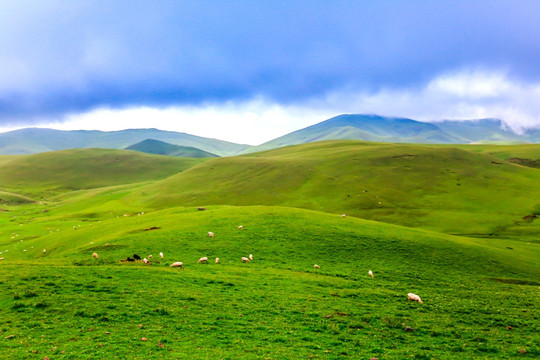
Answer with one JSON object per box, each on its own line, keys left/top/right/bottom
{"left": 0, "top": 114, "right": 538, "bottom": 156}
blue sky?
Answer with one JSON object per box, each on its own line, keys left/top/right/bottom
{"left": 1, "top": 0, "right": 540, "bottom": 144}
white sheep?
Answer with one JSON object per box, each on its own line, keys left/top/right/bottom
{"left": 0, "top": 257, "right": 3, "bottom": 261}
{"left": 215, "top": 257, "right": 220, "bottom": 264}
{"left": 170, "top": 262, "right": 183, "bottom": 268}
{"left": 143, "top": 258, "right": 149, "bottom": 264}
{"left": 368, "top": 270, "right": 374, "bottom": 278}
{"left": 43, "top": 249, "right": 46, "bottom": 253}
{"left": 314, "top": 264, "right": 320, "bottom": 269}
{"left": 241, "top": 257, "right": 250, "bottom": 263}
{"left": 92, "top": 252, "right": 99, "bottom": 259}
{"left": 249, "top": 254, "right": 253, "bottom": 261}
{"left": 208, "top": 232, "right": 214, "bottom": 238}
{"left": 341, "top": 214, "right": 346, "bottom": 217}
{"left": 238, "top": 225, "right": 243, "bottom": 230}
{"left": 407, "top": 293, "right": 423, "bottom": 303}
{"left": 198, "top": 257, "right": 208, "bottom": 263}
{"left": 159, "top": 252, "right": 164, "bottom": 259}
{"left": 148, "top": 255, "right": 153, "bottom": 259}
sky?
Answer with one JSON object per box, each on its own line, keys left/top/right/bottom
{"left": 1, "top": 0, "right": 540, "bottom": 145}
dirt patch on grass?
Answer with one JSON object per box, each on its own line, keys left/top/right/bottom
{"left": 508, "top": 157, "right": 540, "bottom": 169}
{"left": 489, "top": 277, "right": 540, "bottom": 286}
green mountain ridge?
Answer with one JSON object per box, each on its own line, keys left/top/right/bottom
{"left": 245, "top": 114, "right": 538, "bottom": 153}
{"left": 125, "top": 138, "right": 219, "bottom": 158}
{"left": 0, "top": 128, "right": 249, "bottom": 156}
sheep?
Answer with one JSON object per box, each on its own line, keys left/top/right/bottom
{"left": 105, "top": 243, "right": 110, "bottom": 247}
{"left": 249, "top": 254, "right": 253, "bottom": 261}
{"left": 241, "top": 257, "right": 250, "bottom": 263}
{"left": 341, "top": 214, "right": 346, "bottom": 217}
{"left": 314, "top": 264, "right": 320, "bottom": 269}
{"left": 133, "top": 254, "right": 141, "bottom": 260}
{"left": 407, "top": 293, "right": 423, "bottom": 303}
{"left": 238, "top": 225, "right": 243, "bottom": 230}
{"left": 92, "top": 252, "right": 99, "bottom": 259}
{"left": 148, "top": 255, "right": 153, "bottom": 259}
{"left": 215, "top": 257, "right": 220, "bottom": 264}
{"left": 0, "top": 257, "right": 3, "bottom": 261}
{"left": 198, "top": 257, "right": 208, "bottom": 264}
{"left": 170, "top": 262, "right": 183, "bottom": 268}
{"left": 159, "top": 252, "right": 164, "bottom": 259}
{"left": 43, "top": 249, "right": 46, "bottom": 253}
{"left": 368, "top": 270, "right": 374, "bottom": 278}
{"left": 143, "top": 258, "right": 149, "bottom": 264}
{"left": 208, "top": 232, "right": 214, "bottom": 238}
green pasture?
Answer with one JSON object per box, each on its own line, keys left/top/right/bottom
{"left": 0, "top": 140, "right": 539, "bottom": 359}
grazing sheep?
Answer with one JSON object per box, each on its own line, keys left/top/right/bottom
{"left": 43, "top": 249, "right": 46, "bottom": 253}
{"left": 170, "top": 262, "right": 183, "bottom": 268}
{"left": 314, "top": 264, "right": 320, "bottom": 269}
{"left": 143, "top": 258, "right": 149, "bottom": 264}
{"left": 92, "top": 252, "right": 99, "bottom": 259}
{"left": 368, "top": 270, "right": 374, "bottom": 278}
{"left": 208, "top": 232, "right": 214, "bottom": 238}
{"left": 105, "top": 243, "right": 110, "bottom": 247}
{"left": 407, "top": 293, "right": 423, "bottom": 303}
{"left": 127, "top": 257, "right": 134, "bottom": 262}
{"left": 133, "top": 254, "right": 141, "bottom": 260}
{"left": 215, "top": 257, "right": 220, "bottom": 264}
{"left": 341, "top": 214, "right": 346, "bottom": 217}
{"left": 249, "top": 254, "right": 253, "bottom": 261}
{"left": 238, "top": 225, "right": 243, "bottom": 230}
{"left": 0, "top": 257, "right": 3, "bottom": 261}
{"left": 241, "top": 257, "right": 250, "bottom": 263}
{"left": 159, "top": 252, "right": 164, "bottom": 259}
{"left": 148, "top": 255, "right": 153, "bottom": 259}
{"left": 198, "top": 207, "right": 206, "bottom": 211}
{"left": 198, "top": 257, "right": 208, "bottom": 264}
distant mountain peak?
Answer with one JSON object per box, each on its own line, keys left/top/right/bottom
{"left": 243, "top": 114, "right": 536, "bottom": 153}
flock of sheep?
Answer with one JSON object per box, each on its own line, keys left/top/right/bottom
{"left": 90, "top": 224, "right": 424, "bottom": 304}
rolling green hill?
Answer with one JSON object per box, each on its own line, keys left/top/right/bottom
{"left": 0, "top": 128, "right": 250, "bottom": 156}
{"left": 0, "top": 140, "right": 538, "bottom": 358}
{"left": 115, "top": 141, "right": 540, "bottom": 238}
{"left": 0, "top": 148, "right": 206, "bottom": 197}
{"left": 0, "top": 205, "right": 538, "bottom": 358}
{"left": 245, "top": 114, "right": 538, "bottom": 153}
{"left": 125, "top": 138, "right": 219, "bottom": 158}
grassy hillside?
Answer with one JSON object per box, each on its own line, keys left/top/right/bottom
{"left": 0, "top": 148, "right": 206, "bottom": 197}
{"left": 453, "top": 143, "right": 540, "bottom": 169}
{"left": 0, "top": 205, "right": 538, "bottom": 358}
{"left": 121, "top": 141, "right": 540, "bottom": 238}
{"left": 125, "top": 138, "right": 219, "bottom": 158}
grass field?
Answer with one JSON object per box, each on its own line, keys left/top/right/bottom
{"left": 0, "top": 141, "right": 538, "bottom": 359}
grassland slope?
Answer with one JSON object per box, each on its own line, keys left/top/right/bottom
{"left": 0, "top": 205, "right": 538, "bottom": 358}
{"left": 0, "top": 148, "right": 206, "bottom": 197}
{"left": 124, "top": 140, "right": 540, "bottom": 237}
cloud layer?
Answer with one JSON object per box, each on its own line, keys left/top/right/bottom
{"left": 1, "top": 1, "right": 540, "bottom": 136}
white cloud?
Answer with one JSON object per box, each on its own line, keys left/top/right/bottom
{"left": 38, "top": 98, "right": 336, "bottom": 145}
{"left": 1, "top": 68, "right": 539, "bottom": 143}
{"left": 321, "top": 69, "right": 540, "bottom": 132}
